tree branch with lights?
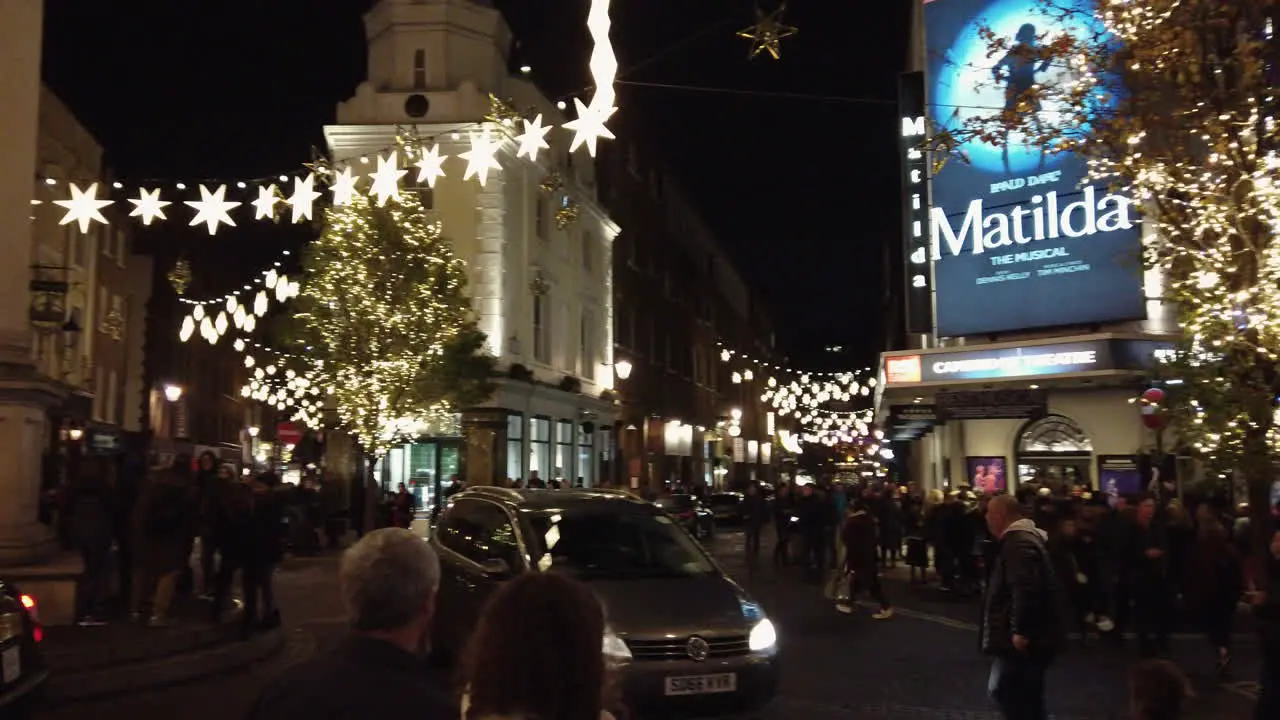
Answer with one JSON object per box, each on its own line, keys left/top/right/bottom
{"left": 938, "top": 0, "right": 1280, "bottom": 564}
{"left": 282, "top": 186, "right": 495, "bottom": 468}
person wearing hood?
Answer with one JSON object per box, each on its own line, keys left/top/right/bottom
{"left": 835, "top": 500, "right": 894, "bottom": 619}
{"left": 980, "top": 495, "right": 1066, "bottom": 720}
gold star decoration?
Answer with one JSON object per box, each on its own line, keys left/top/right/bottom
{"left": 555, "top": 197, "right": 580, "bottom": 230}
{"left": 168, "top": 258, "right": 193, "bottom": 295}
{"left": 484, "top": 93, "right": 524, "bottom": 127}
{"left": 539, "top": 170, "right": 564, "bottom": 195}
{"left": 737, "top": 5, "right": 797, "bottom": 60}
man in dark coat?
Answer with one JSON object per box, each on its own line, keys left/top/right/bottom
{"left": 980, "top": 495, "right": 1065, "bottom": 720}
{"left": 838, "top": 500, "right": 894, "bottom": 618}
{"left": 246, "top": 528, "right": 454, "bottom": 720}
{"left": 742, "top": 482, "right": 767, "bottom": 568}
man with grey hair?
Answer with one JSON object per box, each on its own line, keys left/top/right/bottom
{"left": 246, "top": 528, "right": 454, "bottom": 719}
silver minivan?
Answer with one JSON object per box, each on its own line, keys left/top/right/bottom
{"left": 431, "top": 487, "right": 780, "bottom": 718}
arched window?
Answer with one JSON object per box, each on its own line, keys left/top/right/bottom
{"left": 1017, "top": 414, "right": 1092, "bottom": 455}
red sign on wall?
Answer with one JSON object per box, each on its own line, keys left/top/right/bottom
{"left": 277, "top": 422, "right": 303, "bottom": 445}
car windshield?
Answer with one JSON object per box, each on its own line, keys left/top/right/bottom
{"left": 708, "top": 493, "right": 740, "bottom": 506}
{"left": 523, "top": 506, "right": 717, "bottom": 580}
{"left": 655, "top": 494, "right": 695, "bottom": 510}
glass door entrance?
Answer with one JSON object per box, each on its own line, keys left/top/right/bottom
{"left": 1016, "top": 457, "right": 1092, "bottom": 491}
{"left": 1015, "top": 414, "right": 1094, "bottom": 491}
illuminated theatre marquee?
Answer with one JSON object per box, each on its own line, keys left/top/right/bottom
{"left": 882, "top": 339, "right": 1174, "bottom": 385}
{"left": 931, "top": 349, "right": 1097, "bottom": 376}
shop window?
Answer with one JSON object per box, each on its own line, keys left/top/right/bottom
{"left": 506, "top": 413, "right": 525, "bottom": 483}
{"left": 578, "top": 424, "right": 595, "bottom": 487}
{"left": 556, "top": 420, "right": 574, "bottom": 482}
{"left": 529, "top": 417, "right": 551, "bottom": 479}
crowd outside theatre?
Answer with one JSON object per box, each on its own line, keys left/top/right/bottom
{"left": 44, "top": 447, "right": 338, "bottom": 637}
{"left": 753, "top": 471, "right": 1280, "bottom": 719}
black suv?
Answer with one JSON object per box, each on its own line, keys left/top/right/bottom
{"left": 430, "top": 487, "right": 779, "bottom": 718}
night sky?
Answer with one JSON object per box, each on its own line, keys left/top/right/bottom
{"left": 41, "top": 0, "right": 909, "bottom": 368}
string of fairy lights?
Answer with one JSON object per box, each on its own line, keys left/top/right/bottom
{"left": 134, "top": 0, "right": 619, "bottom": 448}
{"left": 715, "top": 341, "right": 879, "bottom": 449}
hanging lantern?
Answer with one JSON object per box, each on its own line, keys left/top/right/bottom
{"left": 168, "top": 258, "right": 193, "bottom": 295}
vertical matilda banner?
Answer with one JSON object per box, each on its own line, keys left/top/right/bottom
{"left": 923, "top": 0, "right": 1145, "bottom": 337}
{"left": 899, "top": 71, "right": 933, "bottom": 335}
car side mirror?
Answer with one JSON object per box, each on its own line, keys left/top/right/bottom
{"left": 480, "top": 558, "right": 512, "bottom": 578}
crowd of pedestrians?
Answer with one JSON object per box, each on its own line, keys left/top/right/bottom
{"left": 53, "top": 450, "right": 302, "bottom": 636}
{"left": 751, "top": 476, "right": 1280, "bottom": 719}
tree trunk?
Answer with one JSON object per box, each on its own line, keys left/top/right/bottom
{"left": 1242, "top": 424, "right": 1273, "bottom": 589}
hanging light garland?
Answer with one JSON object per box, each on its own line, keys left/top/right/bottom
{"left": 176, "top": 249, "right": 300, "bottom": 345}
{"left": 35, "top": 1, "right": 620, "bottom": 238}
{"left": 715, "top": 340, "right": 878, "bottom": 448}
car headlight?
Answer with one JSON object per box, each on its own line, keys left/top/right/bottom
{"left": 603, "top": 629, "right": 633, "bottom": 663}
{"left": 748, "top": 618, "right": 777, "bottom": 652}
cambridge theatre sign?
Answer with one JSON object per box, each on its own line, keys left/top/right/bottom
{"left": 883, "top": 337, "right": 1173, "bottom": 386}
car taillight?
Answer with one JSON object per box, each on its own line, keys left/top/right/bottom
{"left": 20, "top": 594, "right": 37, "bottom": 620}
{"left": 33, "top": 626, "right": 43, "bottom": 643}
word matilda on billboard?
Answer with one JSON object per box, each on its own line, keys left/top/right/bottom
{"left": 924, "top": 0, "right": 1145, "bottom": 337}
{"left": 933, "top": 186, "right": 1135, "bottom": 259}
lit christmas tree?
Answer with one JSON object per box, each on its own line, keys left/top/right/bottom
{"left": 288, "top": 188, "right": 494, "bottom": 462}
{"left": 945, "top": 1, "right": 1280, "bottom": 563}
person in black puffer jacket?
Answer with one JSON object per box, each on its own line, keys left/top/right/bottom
{"left": 980, "top": 495, "right": 1067, "bottom": 720}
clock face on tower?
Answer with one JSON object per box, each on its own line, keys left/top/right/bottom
{"left": 404, "top": 94, "right": 430, "bottom": 119}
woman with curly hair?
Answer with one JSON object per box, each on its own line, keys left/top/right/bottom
{"left": 460, "top": 572, "right": 619, "bottom": 720}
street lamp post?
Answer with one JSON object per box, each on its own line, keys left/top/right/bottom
{"left": 612, "top": 359, "right": 633, "bottom": 489}
{"left": 163, "top": 383, "right": 184, "bottom": 439}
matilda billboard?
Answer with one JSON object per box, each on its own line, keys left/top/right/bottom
{"left": 923, "top": 0, "right": 1145, "bottom": 337}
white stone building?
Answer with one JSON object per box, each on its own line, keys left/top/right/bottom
{"left": 324, "top": 0, "right": 619, "bottom": 498}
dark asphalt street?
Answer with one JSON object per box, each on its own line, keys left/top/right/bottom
{"left": 34, "top": 530, "right": 1263, "bottom": 720}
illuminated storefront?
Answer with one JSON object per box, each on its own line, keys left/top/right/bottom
{"left": 879, "top": 335, "right": 1173, "bottom": 491}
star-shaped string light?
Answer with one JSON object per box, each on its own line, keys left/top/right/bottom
{"left": 737, "top": 5, "right": 797, "bottom": 60}
{"left": 287, "top": 174, "right": 322, "bottom": 222}
{"left": 459, "top": 128, "right": 503, "bottom": 186}
{"left": 330, "top": 167, "right": 358, "bottom": 206}
{"left": 515, "top": 114, "right": 552, "bottom": 162}
{"left": 558, "top": 0, "right": 619, "bottom": 158}
{"left": 561, "top": 98, "right": 617, "bottom": 157}
{"left": 185, "top": 184, "right": 240, "bottom": 235}
{"left": 251, "top": 185, "right": 280, "bottom": 220}
{"left": 414, "top": 145, "right": 448, "bottom": 188}
{"left": 127, "top": 187, "right": 170, "bottom": 226}
{"left": 368, "top": 153, "right": 407, "bottom": 206}
{"left": 54, "top": 182, "right": 113, "bottom": 233}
